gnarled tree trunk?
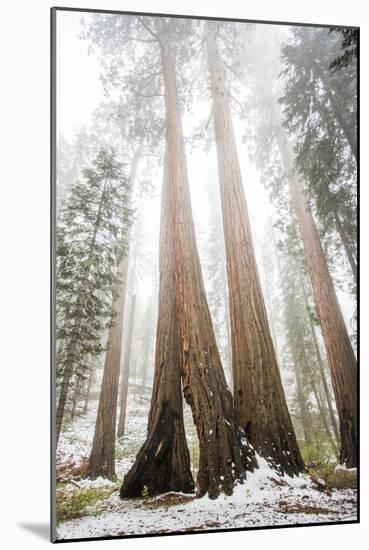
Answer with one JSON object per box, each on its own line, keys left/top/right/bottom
{"left": 206, "top": 24, "right": 304, "bottom": 476}
{"left": 121, "top": 30, "right": 256, "bottom": 500}
{"left": 120, "top": 141, "right": 194, "bottom": 497}
{"left": 161, "top": 35, "right": 256, "bottom": 498}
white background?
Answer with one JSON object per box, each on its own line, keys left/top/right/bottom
{"left": 0, "top": 0, "right": 367, "bottom": 548}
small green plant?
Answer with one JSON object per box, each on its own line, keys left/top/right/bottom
{"left": 56, "top": 486, "right": 117, "bottom": 525}
{"left": 115, "top": 440, "right": 141, "bottom": 461}
{"left": 141, "top": 485, "right": 149, "bottom": 499}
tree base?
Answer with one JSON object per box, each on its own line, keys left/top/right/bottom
{"left": 120, "top": 401, "right": 194, "bottom": 498}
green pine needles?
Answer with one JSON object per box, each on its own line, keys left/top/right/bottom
{"left": 56, "top": 148, "right": 133, "bottom": 441}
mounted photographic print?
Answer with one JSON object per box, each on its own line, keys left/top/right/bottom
{"left": 51, "top": 6, "right": 359, "bottom": 543}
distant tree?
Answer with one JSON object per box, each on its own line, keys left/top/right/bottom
{"left": 56, "top": 127, "right": 96, "bottom": 216}
{"left": 86, "top": 147, "right": 138, "bottom": 480}
{"left": 55, "top": 149, "right": 132, "bottom": 445}
{"left": 202, "top": 177, "right": 232, "bottom": 388}
{"left": 237, "top": 27, "right": 357, "bottom": 466}
{"left": 330, "top": 28, "right": 358, "bottom": 72}
{"left": 280, "top": 27, "right": 357, "bottom": 283}
{"left": 117, "top": 294, "right": 136, "bottom": 438}
{"left": 278, "top": 223, "right": 339, "bottom": 456}
{"left": 276, "top": 109, "right": 357, "bottom": 468}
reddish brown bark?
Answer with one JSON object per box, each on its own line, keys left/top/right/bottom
{"left": 276, "top": 127, "right": 357, "bottom": 467}
{"left": 120, "top": 137, "right": 194, "bottom": 497}
{"left": 206, "top": 24, "right": 304, "bottom": 476}
{"left": 161, "top": 35, "right": 256, "bottom": 498}
{"left": 121, "top": 28, "right": 256, "bottom": 500}
{"left": 86, "top": 151, "right": 140, "bottom": 479}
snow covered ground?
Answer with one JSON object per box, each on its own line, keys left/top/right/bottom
{"left": 56, "top": 396, "right": 357, "bottom": 541}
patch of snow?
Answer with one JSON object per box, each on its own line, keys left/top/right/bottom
{"left": 56, "top": 398, "right": 357, "bottom": 541}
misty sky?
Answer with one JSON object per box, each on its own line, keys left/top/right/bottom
{"left": 56, "top": 10, "right": 356, "bottom": 359}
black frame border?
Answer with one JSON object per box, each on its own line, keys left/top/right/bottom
{"left": 50, "top": 5, "right": 360, "bottom": 544}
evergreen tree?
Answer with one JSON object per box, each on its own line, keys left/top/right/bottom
{"left": 330, "top": 28, "right": 358, "bottom": 72}
{"left": 55, "top": 149, "right": 132, "bottom": 444}
{"left": 278, "top": 222, "right": 339, "bottom": 457}
{"left": 86, "top": 146, "right": 139, "bottom": 480}
{"left": 234, "top": 27, "right": 357, "bottom": 466}
{"left": 56, "top": 127, "right": 97, "bottom": 216}
{"left": 280, "top": 27, "right": 357, "bottom": 284}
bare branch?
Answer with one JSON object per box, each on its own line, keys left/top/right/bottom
{"left": 134, "top": 91, "right": 164, "bottom": 99}
{"left": 138, "top": 17, "right": 161, "bottom": 43}
{"left": 228, "top": 92, "right": 245, "bottom": 116}
{"left": 125, "top": 35, "right": 157, "bottom": 44}
{"left": 205, "top": 107, "right": 213, "bottom": 130}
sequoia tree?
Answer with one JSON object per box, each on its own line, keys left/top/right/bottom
{"left": 238, "top": 26, "right": 357, "bottom": 466}
{"left": 120, "top": 17, "right": 256, "bottom": 499}
{"left": 276, "top": 127, "right": 357, "bottom": 466}
{"left": 205, "top": 22, "right": 304, "bottom": 476}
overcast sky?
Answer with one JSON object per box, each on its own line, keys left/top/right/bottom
{"left": 56, "top": 10, "right": 355, "bottom": 345}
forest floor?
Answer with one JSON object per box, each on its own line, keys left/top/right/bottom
{"left": 56, "top": 396, "right": 357, "bottom": 541}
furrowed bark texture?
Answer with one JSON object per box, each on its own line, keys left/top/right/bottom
{"left": 86, "top": 257, "right": 129, "bottom": 479}
{"left": 86, "top": 152, "right": 140, "bottom": 479}
{"left": 159, "top": 36, "right": 256, "bottom": 498}
{"left": 276, "top": 128, "right": 357, "bottom": 467}
{"left": 332, "top": 207, "right": 357, "bottom": 283}
{"left": 120, "top": 134, "right": 194, "bottom": 497}
{"left": 206, "top": 26, "right": 304, "bottom": 476}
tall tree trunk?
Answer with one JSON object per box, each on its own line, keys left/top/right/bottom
{"left": 298, "top": 336, "right": 330, "bottom": 448}
{"left": 56, "top": 180, "right": 107, "bottom": 445}
{"left": 300, "top": 279, "right": 341, "bottom": 444}
{"left": 291, "top": 351, "right": 313, "bottom": 445}
{"left": 120, "top": 131, "right": 194, "bottom": 497}
{"left": 117, "top": 295, "right": 136, "bottom": 438}
{"left": 121, "top": 31, "right": 256, "bottom": 500}
{"left": 310, "top": 378, "right": 339, "bottom": 457}
{"left": 85, "top": 260, "right": 129, "bottom": 478}
{"left": 83, "top": 366, "right": 94, "bottom": 415}
{"left": 276, "top": 124, "right": 357, "bottom": 467}
{"left": 332, "top": 207, "right": 357, "bottom": 283}
{"left": 206, "top": 24, "right": 304, "bottom": 476}
{"left": 71, "top": 376, "right": 82, "bottom": 420}
{"left": 86, "top": 151, "right": 140, "bottom": 479}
